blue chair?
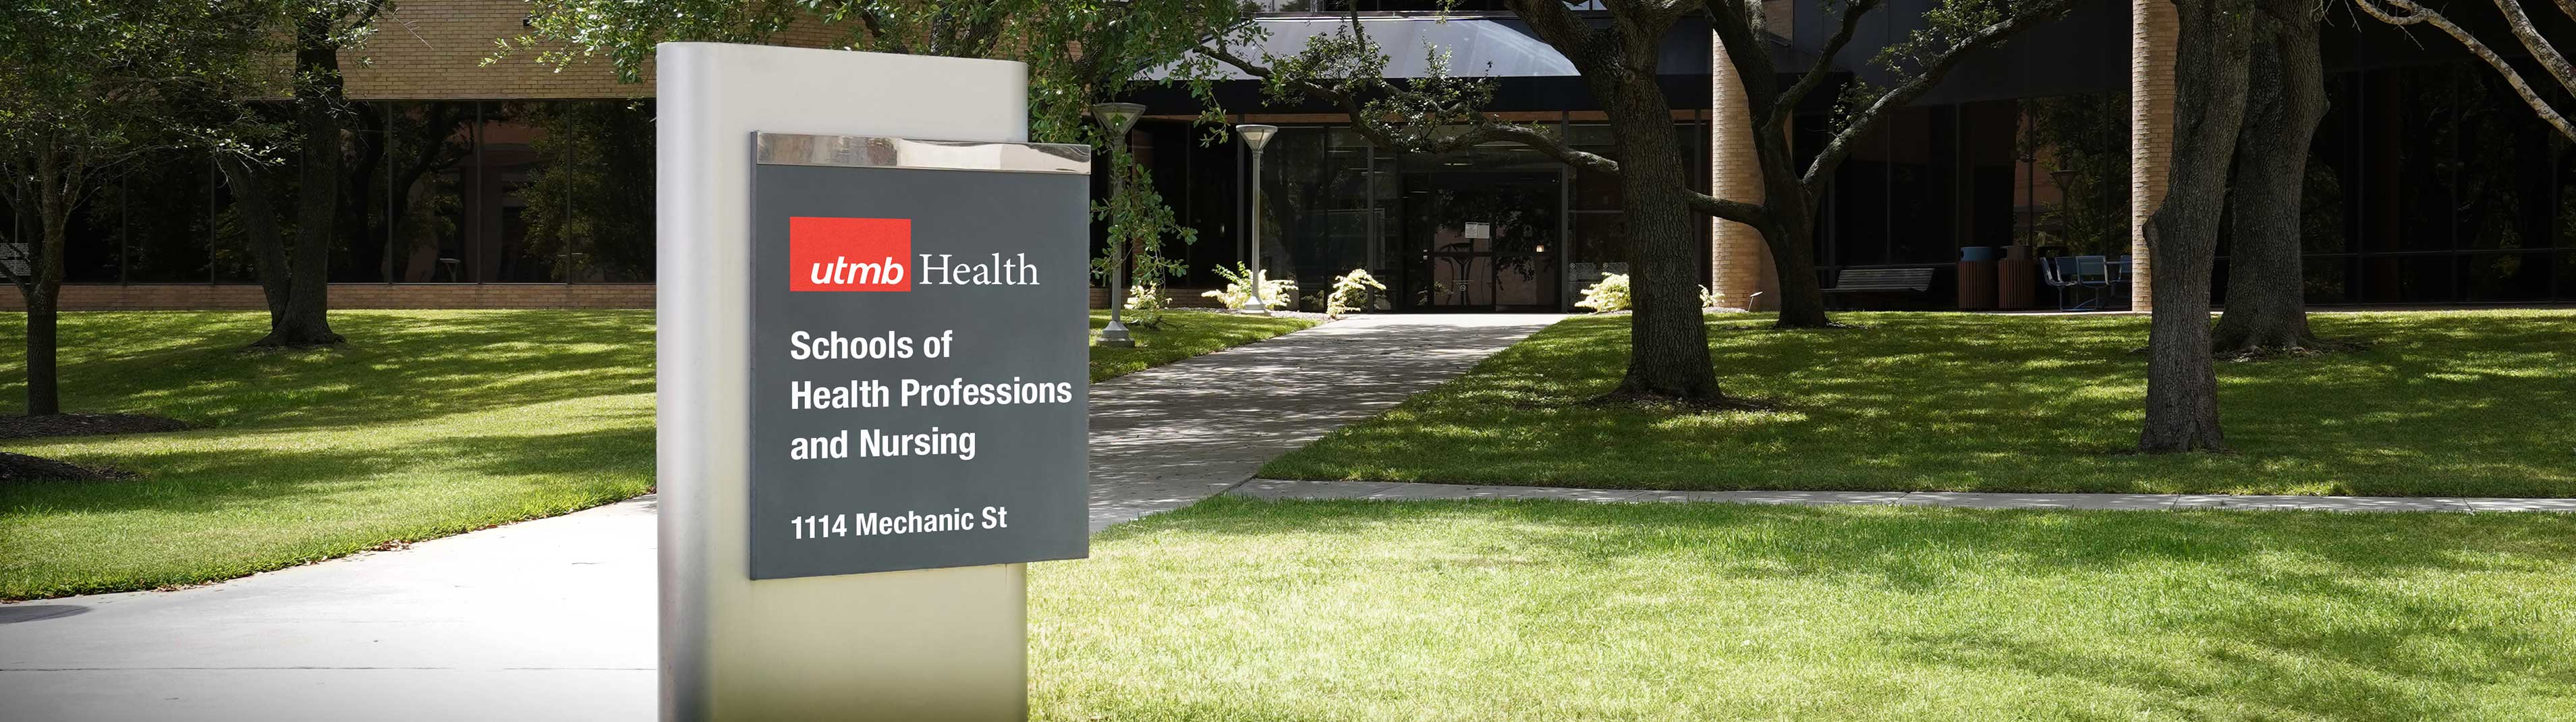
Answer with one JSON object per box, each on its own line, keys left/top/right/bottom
{"left": 2043, "top": 256, "right": 2115, "bottom": 310}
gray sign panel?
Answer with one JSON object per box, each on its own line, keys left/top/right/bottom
{"left": 747, "top": 134, "right": 1089, "bottom": 580}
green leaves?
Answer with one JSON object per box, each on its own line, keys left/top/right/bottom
{"left": 1089, "top": 147, "right": 1196, "bottom": 283}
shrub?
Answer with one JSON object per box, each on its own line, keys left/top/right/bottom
{"left": 1123, "top": 283, "right": 1171, "bottom": 327}
{"left": 1203, "top": 262, "right": 1297, "bottom": 310}
{"left": 1326, "top": 269, "right": 1389, "bottom": 317}
{"left": 1574, "top": 273, "right": 1631, "bottom": 312}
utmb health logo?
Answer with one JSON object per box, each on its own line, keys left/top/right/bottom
{"left": 788, "top": 216, "right": 1040, "bottom": 291}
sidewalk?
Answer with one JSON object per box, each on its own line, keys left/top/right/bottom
{"left": 1088, "top": 314, "right": 1561, "bottom": 530}
{"left": 0, "top": 313, "right": 1557, "bottom": 721}
{"left": 0, "top": 495, "right": 659, "bottom": 721}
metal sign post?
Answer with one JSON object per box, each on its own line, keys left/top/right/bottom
{"left": 657, "top": 44, "right": 1089, "bottom": 721}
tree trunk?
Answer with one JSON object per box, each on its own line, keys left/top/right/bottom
{"left": 261, "top": 14, "right": 346, "bottom": 348}
{"left": 2210, "top": 3, "right": 2330, "bottom": 353}
{"left": 2139, "top": 0, "right": 2258, "bottom": 454}
{"left": 1605, "top": 78, "right": 1723, "bottom": 400}
{"left": 1752, "top": 121, "right": 1834, "bottom": 328}
{"left": 21, "top": 146, "right": 71, "bottom": 416}
{"left": 215, "top": 156, "right": 294, "bottom": 323}
{"left": 23, "top": 304, "right": 58, "bottom": 416}
{"left": 1764, "top": 184, "right": 1832, "bottom": 328}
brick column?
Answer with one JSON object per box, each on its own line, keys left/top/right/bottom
{"left": 2129, "top": 0, "right": 2178, "bottom": 311}
{"left": 1709, "top": 30, "right": 1777, "bottom": 310}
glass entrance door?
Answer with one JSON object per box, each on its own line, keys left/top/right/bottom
{"left": 1400, "top": 169, "right": 1561, "bottom": 310}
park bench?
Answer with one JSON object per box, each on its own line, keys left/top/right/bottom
{"left": 1822, "top": 267, "right": 1937, "bottom": 310}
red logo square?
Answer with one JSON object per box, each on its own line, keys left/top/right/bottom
{"left": 789, "top": 217, "right": 912, "bottom": 291}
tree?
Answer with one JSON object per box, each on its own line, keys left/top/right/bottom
{"left": 2138, "top": 0, "right": 2261, "bottom": 453}
{"left": 2351, "top": 0, "right": 2575, "bottom": 142}
{"left": 511, "top": 0, "right": 1241, "bottom": 304}
{"left": 1198, "top": 3, "right": 1733, "bottom": 398}
{"left": 2214, "top": 0, "right": 2575, "bottom": 354}
{"left": 212, "top": 1, "right": 382, "bottom": 348}
{"left": 1203, "top": 0, "right": 2075, "bottom": 400}
{"left": 0, "top": 1, "right": 266, "bottom": 414}
{"left": 1701, "top": 0, "right": 2077, "bottom": 329}
{"left": 2208, "top": 0, "right": 2331, "bottom": 354}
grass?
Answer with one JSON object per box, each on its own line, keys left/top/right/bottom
{"left": 0, "top": 308, "right": 1313, "bottom": 600}
{"left": 1090, "top": 309, "right": 1317, "bottom": 381}
{"left": 0, "top": 310, "right": 659, "bottom": 600}
{"left": 1261, "top": 310, "right": 2576, "bottom": 497}
{"left": 1032, "top": 497, "right": 2576, "bottom": 721}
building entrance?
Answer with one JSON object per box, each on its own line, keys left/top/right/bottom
{"left": 1398, "top": 168, "right": 1561, "bottom": 311}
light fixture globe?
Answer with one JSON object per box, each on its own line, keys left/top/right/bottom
{"left": 1237, "top": 123, "right": 1279, "bottom": 152}
{"left": 1089, "top": 102, "right": 1146, "bottom": 136}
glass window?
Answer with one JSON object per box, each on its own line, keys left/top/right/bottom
{"left": 478, "top": 103, "right": 554, "bottom": 282}
{"left": 2020, "top": 94, "right": 2130, "bottom": 256}
{"left": 2378, "top": 67, "right": 2461, "bottom": 254}
{"left": 2305, "top": 255, "right": 2360, "bottom": 304}
{"left": 2460, "top": 252, "right": 2552, "bottom": 302}
{"left": 119, "top": 150, "right": 215, "bottom": 283}
{"left": 1884, "top": 106, "right": 1955, "bottom": 263}
{"left": 2361, "top": 256, "right": 2455, "bottom": 303}
{"left": 2303, "top": 74, "right": 2357, "bottom": 256}
{"left": 1833, "top": 125, "right": 1891, "bottom": 267}
{"left": 386, "top": 101, "right": 476, "bottom": 282}
{"left": 1573, "top": 213, "right": 1624, "bottom": 266}
{"left": 61, "top": 174, "right": 123, "bottom": 283}
{"left": 524, "top": 100, "right": 657, "bottom": 282}
{"left": 2558, "top": 252, "right": 2575, "bottom": 300}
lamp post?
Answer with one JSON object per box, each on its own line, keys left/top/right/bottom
{"left": 1236, "top": 123, "right": 1278, "bottom": 314}
{"left": 1090, "top": 102, "right": 1146, "bottom": 347}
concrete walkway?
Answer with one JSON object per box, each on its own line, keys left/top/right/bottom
{"left": 1087, "top": 313, "right": 1560, "bottom": 531}
{"left": 0, "top": 313, "right": 1557, "bottom": 721}
{"left": 1230, "top": 479, "right": 2576, "bottom": 512}
{"left": 0, "top": 495, "right": 660, "bottom": 721}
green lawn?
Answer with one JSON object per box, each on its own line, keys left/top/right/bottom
{"left": 1090, "top": 309, "right": 1318, "bottom": 381}
{"left": 1262, "top": 310, "right": 2576, "bottom": 497}
{"left": 0, "top": 308, "right": 1313, "bottom": 600}
{"left": 1032, "top": 497, "right": 2576, "bottom": 721}
{"left": 0, "top": 310, "right": 658, "bottom": 600}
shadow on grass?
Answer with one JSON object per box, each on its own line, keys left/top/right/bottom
{"left": 1099, "top": 497, "right": 2576, "bottom": 720}
{"left": 1, "top": 420, "right": 652, "bottom": 517}
{"left": 1260, "top": 311, "right": 2576, "bottom": 497}
{"left": 0, "top": 310, "right": 654, "bottom": 433}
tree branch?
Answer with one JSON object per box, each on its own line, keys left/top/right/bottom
{"left": 2485, "top": 0, "right": 2576, "bottom": 105}
{"left": 1802, "top": 1, "right": 2073, "bottom": 186}
{"left": 1772, "top": 0, "right": 1884, "bottom": 129}
{"left": 2353, "top": 0, "right": 2576, "bottom": 140}
{"left": 1192, "top": 24, "right": 1623, "bottom": 177}
{"left": 1686, "top": 190, "right": 1769, "bottom": 224}
{"left": 1503, "top": 0, "right": 1604, "bottom": 61}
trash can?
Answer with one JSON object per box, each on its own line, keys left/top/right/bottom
{"left": 1997, "top": 244, "right": 2038, "bottom": 310}
{"left": 1956, "top": 246, "right": 1999, "bottom": 310}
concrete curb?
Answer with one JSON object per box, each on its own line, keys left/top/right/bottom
{"left": 1228, "top": 479, "right": 2576, "bottom": 513}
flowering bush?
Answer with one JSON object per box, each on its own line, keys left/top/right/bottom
{"left": 1203, "top": 262, "right": 1297, "bottom": 310}
{"left": 1123, "top": 283, "right": 1171, "bottom": 327}
{"left": 1574, "top": 273, "right": 1631, "bottom": 312}
{"left": 1326, "top": 269, "right": 1389, "bottom": 316}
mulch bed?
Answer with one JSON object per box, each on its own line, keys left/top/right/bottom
{"left": 0, "top": 452, "right": 137, "bottom": 482}
{"left": 0, "top": 413, "right": 190, "bottom": 441}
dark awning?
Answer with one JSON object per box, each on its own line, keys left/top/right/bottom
{"left": 1142, "top": 15, "right": 1815, "bottom": 82}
